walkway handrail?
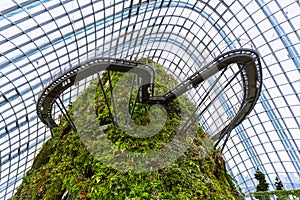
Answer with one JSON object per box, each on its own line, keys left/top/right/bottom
{"left": 36, "top": 49, "right": 262, "bottom": 147}
{"left": 36, "top": 57, "right": 155, "bottom": 127}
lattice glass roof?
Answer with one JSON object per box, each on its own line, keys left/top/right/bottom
{"left": 0, "top": 0, "right": 299, "bottom": 199}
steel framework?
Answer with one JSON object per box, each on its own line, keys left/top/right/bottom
{"left": 0, "top": 1, "right": 299, "bottom": 199}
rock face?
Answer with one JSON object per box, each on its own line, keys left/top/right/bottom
{"left": 13, "top": 61, "right": 240, "bottom": 200}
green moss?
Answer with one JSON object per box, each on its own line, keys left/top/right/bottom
{"left": 13, "top": 61, "right": 240, "bottom": 200}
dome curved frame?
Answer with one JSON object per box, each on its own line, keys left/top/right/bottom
{"left": 0, "top": 0, "right": 299, "bottom": 199}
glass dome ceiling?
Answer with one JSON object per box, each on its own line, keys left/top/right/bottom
{"left": 0, "top": 0, "right": 299, "bottom": 199}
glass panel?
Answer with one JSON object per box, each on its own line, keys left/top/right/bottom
{"left": 0, "top": 1, "right": 300, "bottom": 199}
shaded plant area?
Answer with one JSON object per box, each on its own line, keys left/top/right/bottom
{"left": 14, "top": 61, "right": 239, "bottom": 200}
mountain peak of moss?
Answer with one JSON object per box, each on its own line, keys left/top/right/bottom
{"left": 14, "top": 61, "right": 240, "bottom": 200}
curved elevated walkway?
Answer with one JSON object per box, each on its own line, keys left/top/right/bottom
{"left": 36, "top": 49, "right": 262, "bottom": 145}
{"left": 37, "top": 58, "right": 155, "bottom": 128}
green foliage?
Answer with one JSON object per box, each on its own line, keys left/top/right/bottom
{"left": 252, "top": 189, "right": 300, "bottom": 199}
{"left": 13, "top": 61, "right": 239, "bottom": 200}
{"left": 254, "top": 168, "right": 269, "bottom": 192}
{"left": 275, "top": 176, "right": 284, "bottom": 191}
{"left": 254, "top": 168, "right": 270, "bottom": 200}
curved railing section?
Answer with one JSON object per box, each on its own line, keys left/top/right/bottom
{"left": 36, "top": 49, "right": 262, "bottom": 146}
{"left": 36, "top": 57, "right": 156, "bottom": 127}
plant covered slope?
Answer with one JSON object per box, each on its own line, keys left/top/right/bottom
{"left": 14, "top": 61, "right": 239, "bottom": 200}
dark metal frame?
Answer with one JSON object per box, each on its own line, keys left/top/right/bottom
{"left": 36, "top": 49, "right": 262, "bottom": 148}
